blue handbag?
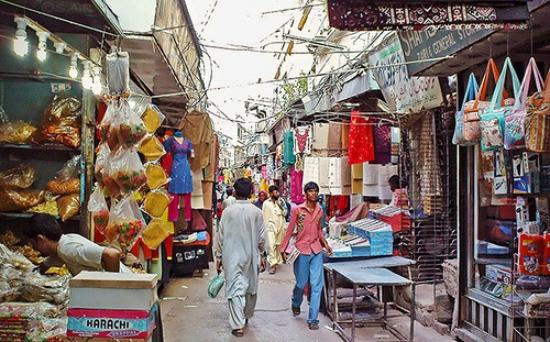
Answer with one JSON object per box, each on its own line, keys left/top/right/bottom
{"left": 480, "top": 57, "right": 521, "bottom": 152}
{"left": 453, "top": 73, "right": 479, "bottom": 146}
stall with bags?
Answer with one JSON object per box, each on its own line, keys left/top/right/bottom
{"left": 453, "top": 56, "right": 550, "bottom": 341}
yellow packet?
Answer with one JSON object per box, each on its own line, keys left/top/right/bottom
{"left": 139, "top": 135, "right": 165, "bottom": 162}
{"left": 145, "top": 163, "right": 167, "bottom": 189}
{"left": 142, "top": 190, "right": 170, "bottom": 217}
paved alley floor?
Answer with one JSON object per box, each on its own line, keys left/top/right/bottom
{"left": 160, "top": 263, "right": 455, "bottom": 342}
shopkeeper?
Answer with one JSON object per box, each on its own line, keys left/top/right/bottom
{"left": 24, "top": 214, "right": 130, "bottom": 276}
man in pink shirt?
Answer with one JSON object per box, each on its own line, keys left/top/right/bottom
{"left": 280, "top": 181, "right": 333, "bottom": 330}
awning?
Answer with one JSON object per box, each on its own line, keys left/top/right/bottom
{"left": 335, "top": 70, "right": 379, "bottom": 103}
{"left": 122, "top": 36, "right": 188, "bottom": 127}
{"left": 398, "top": 1, "right": 550, "bottom": 76}
{"left": 327, "top": 0, "right": 530, "bottom": 31}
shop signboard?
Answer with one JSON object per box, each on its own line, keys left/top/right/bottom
{"left": 367, "top": 34, "right": 443, "bottom": 113}
{"left": 398, "top": 27, "right": 493, "bottom": 76}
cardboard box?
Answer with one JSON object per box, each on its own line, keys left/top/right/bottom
{"left": 69, "top": 272, "right": 158, "bottom": 311}
{"left": 67, "top": 304, "right": 157, "bottom": 340}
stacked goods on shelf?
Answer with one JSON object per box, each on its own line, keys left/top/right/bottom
{"left": 347, "top": 218, "right": 393, "bottom": 257}
{"left": 369, "top": 206, "right": 411, "bottom": 233}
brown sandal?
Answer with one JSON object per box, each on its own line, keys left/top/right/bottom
{"left": 231, "top": 329, "right": 244, "bottom": 337}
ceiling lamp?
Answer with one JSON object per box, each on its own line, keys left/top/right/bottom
{"left": 91, "top": 66, "right": 102, "bottom": 95}
{"left": 36, "top": 31, "right": 49, "bottom": 62}
{"left": 13, "top": 17, "right": 28, "bottom": 57}
{"left": 54, "top": 42, "right": 66, "bottom": 54}
{"left": 69, "top": 53, "right": 79, "bottom": 78}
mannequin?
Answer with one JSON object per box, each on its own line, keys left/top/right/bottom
{"left": 164, "top": 130, "right": 194, "bottom": 222}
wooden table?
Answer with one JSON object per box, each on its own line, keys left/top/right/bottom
{"left": 324, "top": 257, "right": 416, "bottom": 342}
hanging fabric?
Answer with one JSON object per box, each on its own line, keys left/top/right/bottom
{"left": 312, "top": 123, "right": 330, "bottom": 156}
{"left": 293, "top": 126, "right": 311, "bottom": 155}
{"left": 348, "top": 110, "right": 375, "bottom": 164}
{"left": 283, "top": 131, "right": 296, "bottom": 165}
{"left": 374, "top": 124, "right": 391, "bottom": 164}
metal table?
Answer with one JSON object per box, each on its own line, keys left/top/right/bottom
{"left": 324, "top": 258, "right": 416, "bottom": 342}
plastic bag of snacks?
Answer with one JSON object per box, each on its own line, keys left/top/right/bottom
{"left": 31, "top": 96, "right": 81, "bottom": 148}
{"left": 99, "top": 103, "right": 120, "bottom": 150}
{"left": 94, "top": 142, "right": 110, "bottom": 186}
{"left": 0, "top": 121, "right": 37, "bottom": 144}
{"left": 105, "top": 195, "right": 145, "bottom": 250}
{"left": 87, "top": 186, "right": 109, "bottom": 233}
{"left": 26, "top": 200, "right": 58, "bottom": 216}
{"left": 145, "top": 163, "right": 168, "bottom": 189}
{"left": 102, "top": 162, "right": 121, "bottom": 199}
{"left": 142, "top": 190, "right": 170, "bottom": 218}
{"left": 46, "top": 155, "right": 81, "bottom": 195}
{"left": 19, "top": 273, "right": 69, "bottom": 305}
{"left": 0, "top": 164, "right": 36, "bottom": 189}
{"left": 107, "top": 104, "right": 123, "bottom": 151}
{"left": 139, "top": 135, "right": 166, "bottom": 162}
{"left": 106, "top": 50, "right": 130, "bottom": 96}
{"left": 141, "top": 104, "right": 165, "bottom": 133}
{"left": 0, "top": 188, "right": 44, "bottom": 212}
{"left": 110, "top": 148, "right": 147, "bottom": 193}
{"left": 118, "top": 101, "right": 147, "bottom": 147}
{"left": 56, "top": 193, "right": 80, "bottom": 222}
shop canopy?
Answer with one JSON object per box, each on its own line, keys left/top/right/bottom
{"left": 327, "top": 0, "right": 530, "bottom": 31}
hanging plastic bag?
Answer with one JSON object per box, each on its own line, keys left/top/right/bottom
{"left": 99, "top": 102, "right": 118, "bottom": 149}
{"left": 480, "top": 57, "right": 521, "bottom": 151}
{"left": 105, "top": 195, "right": 145, "bottom": 251}
{"left": 0, "top": 164, "right": 36, "bottom": 189}
{"left": 110, "top": 148, "right": 147, "bottom": 193}
{"left": 57, "top": 193, "right": 80, "bottom": 221}
{"left": 31, "top": 96, "right": 81, "bottom": 148}
{"left": 145, "top": 163, "right": 168, "bottom": 189}
{"left": 46, "top": 155, "right": 81, "bottom": 195}
{"left": 107, "top": 104, "right": 123, "bottom": 151}
{"left": 118, "top": 100, "right": 147, "bottom": 147}
{"left": 87, "top": 186, "right": 110, "bottom": 233}
{"left": 94, "top": 143, "right": 111, "bottom": 186}
{"left": 102, "top": 161, "right": 121, "bottom": 199}
{"left": 106, "top": 50, "right": 130, "bottom": 96}
{"left": 139, "top": 135, "right": 166, "bottom": 162}
{"left": 504, "top": 58, "right": 544, "bottom": 150}
{"left": 141, "top": 105, "right": 165, "bottom": 133}
{"left": 142, "top": 189, "right": 170, "bottom": 218}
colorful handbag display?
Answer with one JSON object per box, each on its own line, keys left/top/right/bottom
{"left": 504, "top": 58, "right": 544, "bottom": 150}
{"left": 480, "top": 57, "right": 520, "bottom": 151}
{"left": 453, "top": 73, "right": 479, "bottom": 145}
{"left": 463, "top": 59, "right": 501, "bottom": 143}
{"left": 525, "top": 70, "right": 550, "bottom": 152}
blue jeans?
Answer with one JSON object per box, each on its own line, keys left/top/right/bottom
{"left": 292, "top": 252, "right": 324, "bottom": 324}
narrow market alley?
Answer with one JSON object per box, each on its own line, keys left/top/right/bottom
{"left": 160, "top": 263, "right": 454, "bottom": 342}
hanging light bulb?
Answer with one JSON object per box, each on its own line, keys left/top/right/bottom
{"left": 81, "top": 61, "right": 93, "bottom": 90}
{"left": 13, "top": 17, "right": 28, "bottom": 57}
{"left": 91, "top": 66, "right": 102, "bottom": 95}
{"left": 36, "top": 31, "right": 49, "bottom": 62}
{"left": 68, "top": 53, "right": 79, "bottom": 79}
{"left": 54, "top": 42, "right": 66, "bottom": 54}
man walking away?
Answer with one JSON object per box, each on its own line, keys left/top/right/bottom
{"left": 222, "top": 187, "right": 236, "bottom": 210}
{"left": 280, "top": 181, "right": 333, "bottom": 330}
{"left": 262, "top": 185, "right": 287, "bottom": 274}
{"left": 214, "top": 178, "right": 266, "bottom": 337}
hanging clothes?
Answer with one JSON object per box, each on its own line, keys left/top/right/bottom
{"left": 293, "top": 126, "right": 311, "bottom": 155}
{"left": 328, "top": 156, "right": 351, "bottom": 195}
{"left": 312, "top": 123, "right": 330, "bottom": 156}
{"left": 351, "top": 163, "right": 363, "bottom": 194}
{"left": 283, "top": 131, "right": 296, "bottom": 165}
{"left": 348, "top": 110, "right": 375, "bottom": 164}
{"left": 163, "top": 137, "right": 194, "bottom": 194}
{"left": 341, "top": 123, "right": 350, "bottom": 155}
{"left": 327, "top": 123, "right": 342, "bottom": 156}
{"left": 289, "top": 166, "right": 305, "bottom": 204}
{"left": 374, "top": 125, "right": 392, "bottom": 165}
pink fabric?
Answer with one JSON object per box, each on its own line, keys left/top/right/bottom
{"left": 290, "top": 166, "right": 305, "bottom": 204}
{"left": 280, "top": 203, "right": 323, "bottom": 255}
{"left": 168, "top": 193, "right": 192, "bottom": 222}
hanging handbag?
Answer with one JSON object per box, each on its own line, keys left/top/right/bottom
{"left": 504, "top": 58, "right": 544, "bottom": 150}
{"left": 207, "top": 274, "right": 225, "bottom": 298}
{"left": 480, "top": 57, "right": 521, "bottom": 152}
{"left": 463, "top": 59, "right": 502, "bottom": 143}
{"left": 453, "top": 73, "right": 479, "bottom": 145}
{"left": 525, "top": 70, "right": 550, "bottom": 152}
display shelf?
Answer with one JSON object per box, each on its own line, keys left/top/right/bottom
{"left": 0, "top": 212, "right": 80, "bottom": 221}
{"left": 0, "top": 143, "right": 78, "bottom": 153}
{"left": 475, "top": 257, "right": 513, "bottom": 266}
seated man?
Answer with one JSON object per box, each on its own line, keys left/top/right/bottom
{"left": 24, "top": 213, "right": 130, "bottom": 276}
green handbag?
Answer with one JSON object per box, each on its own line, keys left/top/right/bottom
{"left": 208, "top": 274, "right": 225, "bottom": 298}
